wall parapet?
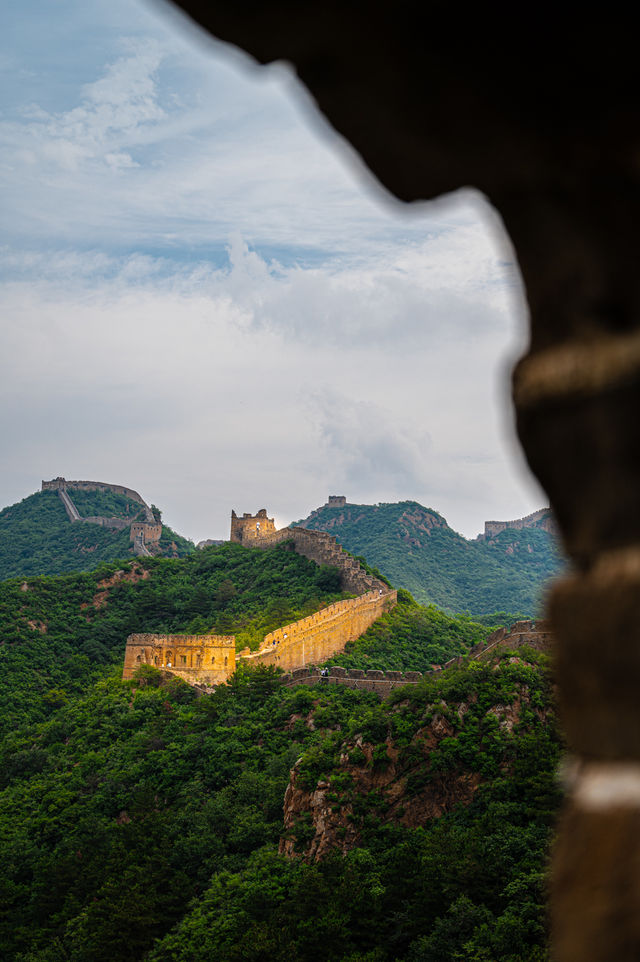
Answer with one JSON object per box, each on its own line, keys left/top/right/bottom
{"left": 237, "top": 588, "right": 396, "bottom": 673}
{"left": 482, "top": 508, "right": 557, "bottom": 540}
{"left": 237, "top": 523, "right": 388, "bottom": 596}
{"left": 43, "top": 477, "right": 156, "bottom": 522}
{"left": 279, "top": 665, "right": 423, "bottom": 698}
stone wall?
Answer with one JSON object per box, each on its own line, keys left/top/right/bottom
{"left": 238, "top": 588, "right": 397, "bottom": 672}
{"left": 123, "top": 632, "right": 235, "bottom": 684}
{"left": 241, "top": 524, "right": 388, "bottom": 596}
{"left": 483, "top": 508, "right": 557, "bottom": 540}
{"left": 278, "top": 619, "right": 553, "bottom": 696}
{"left": 280, "top": 664, "right": 423, "bottom": 698}
{"left": 42, "top": 477, "right": 156, "bottom": 522}
{"left": 122, "top": 515, "right": 396, "bottom": 688}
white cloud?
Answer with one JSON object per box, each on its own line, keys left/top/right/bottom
{"left": 0, "top": 0, "right": 546, "bottom": 544}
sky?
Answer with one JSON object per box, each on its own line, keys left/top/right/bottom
{"left": 0, "top": 0, "right": 545, "bottom": 543}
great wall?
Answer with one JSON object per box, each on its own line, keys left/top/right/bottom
{"left": 122, "top": 502, "right": 553, "bottom": 692}
{"left": 480, "top": 507, "right": 558, "bottom": 540}
{"left": 277, "top": 618, "right": 552, "bottom": 697}
{"left": 42, "top": 477, "right": 162, "bottom": 556}
{"left": 123, "top": 505, "right": 397, "bottom": 684}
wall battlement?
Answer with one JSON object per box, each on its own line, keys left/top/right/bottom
{"left": 280, "top": 665, "right": 424, "bottom": 698}
{"left": 277, "top": 619, "right": 553, "bottom": 698}
{"left": 482, "top": 508, "right": 557, "bottom": 540}
{"left": 238, "top": 588, "right": 396, "bottom": 672}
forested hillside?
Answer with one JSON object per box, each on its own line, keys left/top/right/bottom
{"left": 0, "top": 646, "right": 560, "bottom": 961}
{"left": 0, "top": 489, "right": 193, "bottom": 580}
{"left": 0, "top": 542, "right": 349, "bottom": 732}
{"left": 295, "top": 500, "right": 564, "bottom": 617}
{"left": 0, "top": 536, "right": 561, "bottom": 961}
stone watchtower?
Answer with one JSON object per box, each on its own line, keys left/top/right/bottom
{"left": 327, "top": 495, "right": 346, "bottom": 508}
{"left": 230, "top": 509, "right": 276, "bottom": 543}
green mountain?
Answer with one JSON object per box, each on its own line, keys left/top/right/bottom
{"left": 0, "top": 488, "right": 194, "bottom": 580}
{"left": 0, "top": 541, "right": 560, "bottom": 961}
{"left": 0, "top": 542, "right": 351, "bottom": 732}
{"left": 294, "top": 500, "right": 564, "bottom": 617}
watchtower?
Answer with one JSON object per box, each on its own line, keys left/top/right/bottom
{"left": 230, "top": 508, "right": 276, "bottom": 543}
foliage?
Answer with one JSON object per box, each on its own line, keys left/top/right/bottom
{"left": 0, "top": 543, "right": 347, "bottom": 732}
{"left": 294, "top": 500, "right": 565, "bottom": 617}
{"left": 67, "top": 489, "right": 144, "bottom": 520}
{"left": 0, "top": 490, "right": 193, "bottom": 581}
{"left": 0, "top": 518, "right": 562, "bottom": 962}
{"left": 0, "top": 647, "right": 561, "bottom": 962}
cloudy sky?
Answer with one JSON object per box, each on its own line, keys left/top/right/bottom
{"left": 0, "top": 0, "right": 545, "bottom": 542}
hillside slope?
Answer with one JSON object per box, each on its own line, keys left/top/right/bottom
{"left": 0, "top": 541, "right": 356, "bottom": 732}
{"left": 294, "top": 500, "right": 564, "bottom": 616}
{"left": 0, "top": 489, "right": 193, "bottom": 580}
{"left": 0, "top": 643, "right": 560, "bottom": 962}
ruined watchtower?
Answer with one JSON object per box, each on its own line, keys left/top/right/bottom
{"left": 230, "top": 508, "right": 276, "bottom": 543}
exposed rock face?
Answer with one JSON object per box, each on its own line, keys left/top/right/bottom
{"left": 279, "top": 709, "right": 483, "bottom": 862}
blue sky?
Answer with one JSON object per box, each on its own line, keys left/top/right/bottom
{"left": 0, "top": 0, "right": 544, "bottom": 541}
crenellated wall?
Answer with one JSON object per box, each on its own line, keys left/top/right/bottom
{"left": 277, "top": 619, "right": 553, "bottom": 697}
{"left": 280, "top": 665, "right": 424, "bottom": 698}
{"left": 237, "top": 588, "right": 397, "bottom": 672}
{"left": 123, "top": 632, "right": 235, "bottom": 684}
{"left": 238, "top": 524, "right": 388, "bottom": 596}
{"left": 42, "top": 477, "right": 156, "bottom": 522}
{"left": 483, "top": 508, "right": 558, "bottom": 540}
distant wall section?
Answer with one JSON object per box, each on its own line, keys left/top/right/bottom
{"left": 231, "top": 520, "right": 388, "bottom": 596}
{"left": 42, "top": 477, "right": 155, "bottom": 522}
{"left": 482, "top": 508, "right": 558, "bottom": 539}
{"left": 42, "top": 476, "right": 160, "bottom": 550}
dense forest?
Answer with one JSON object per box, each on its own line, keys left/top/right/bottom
{"left": 0, "top": 538, "right": 561, "bottom": 960}
{"left": 0, "top": 490, "right": 194, "bottom": 581}
{"left": 295, "top": 500, "right": 564, "bottom": 618}
{"left": 0, "top": 653, "right": 560, "bottom": 961}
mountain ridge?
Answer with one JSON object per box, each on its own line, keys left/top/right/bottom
{"left": 294, "top": 497, "right": 564, "bottom": 616}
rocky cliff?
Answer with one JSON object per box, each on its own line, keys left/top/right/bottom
{"left": 279, "top": 646, "right": 555, "bottom": 862}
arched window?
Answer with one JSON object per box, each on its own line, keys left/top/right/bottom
{"left": 136, "top": 654, "right": 141, "bottom": 663}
